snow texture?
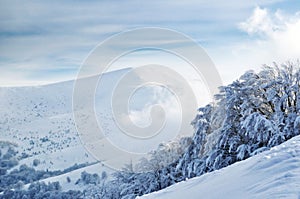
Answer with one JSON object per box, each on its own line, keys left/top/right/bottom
{"left": 139, "top": 135, "right": 300, "bottom": 199}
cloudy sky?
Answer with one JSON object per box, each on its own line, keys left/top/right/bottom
{"left": 0, "top": 0, "right": 300, "bottom": 86}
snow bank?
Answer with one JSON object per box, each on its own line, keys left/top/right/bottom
{"left": 139, "top": 135, "right": 300, "bottom": 199}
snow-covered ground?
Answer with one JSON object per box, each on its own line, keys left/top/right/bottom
{"left": 139, "top": 135, "right": 300, "bottom": 199}
{"left": 0, "top": 67, "right": 193, "bottom": 190}
{"left": 4, "top": 67, "right": 299, "bottom": 196}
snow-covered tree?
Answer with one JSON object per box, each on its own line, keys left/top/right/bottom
{"left": 96, "top": 62, "right": 300, "bottom": 199}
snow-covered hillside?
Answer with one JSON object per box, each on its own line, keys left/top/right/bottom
{"left": 139, "top": 135, "right": 300, "bottom": 199}
{"left": 0, "top": 70, "right": 130, "bottom": 191}
{"left": 0, "top": 70, "right": 131, "bottom": 175}
{"left": 0, "top": 68, "right": 133, "bottom": 164}
{"left": 0, "top": 67, "right": 188, "bottom": 191}
{"left": 1, "top": 64, "right": 300, "bottom": 198}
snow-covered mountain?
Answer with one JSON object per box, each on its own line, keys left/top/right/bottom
{"left": 0, "top": 69, "right": 133, "bottom": 172}
{"left": 139, "top": 135, "right": 300, "bottom": 199}
{"left": 0, "top": 67, "right": 189, "bottom": 191}
{"left": 1, "top": 63, "right": 300, "bottom": 198}
{"left": 0, "top": 70, "right": 127, "bottom": 191}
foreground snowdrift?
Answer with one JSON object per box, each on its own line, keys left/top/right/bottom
{"left": 139, "top": 135, "right": 300, "bottom": 199}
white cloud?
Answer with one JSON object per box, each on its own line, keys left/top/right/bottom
{"left": 210, "top": 6, "right": 300, "bottom": 84}
{"left": 272, "top": 15, "right": 300, "bottom": 58}
{"left": 239, "top": 6, "right": 300, "bottom": 39}
{"left": 239, "top": 7, "right": 277, "bottom": 35}
{"left": 243, "top": 7, "right": 300, "bottom": 59}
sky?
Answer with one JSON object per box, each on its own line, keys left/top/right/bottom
{"left": 0, "top": 0, "right": 300, "bottom": 86}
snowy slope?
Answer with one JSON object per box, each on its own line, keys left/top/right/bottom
{"left": 0, "top": 67, "right": 192, "bottom": 190}
{"left": 0, "top": 68, "right": 131, "bottom": 189}
{"left": 0, "top": 68, "right": 131, "bottom": 163}
{"left": 139, "top": 135, "right": 300, "bottom": 199}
